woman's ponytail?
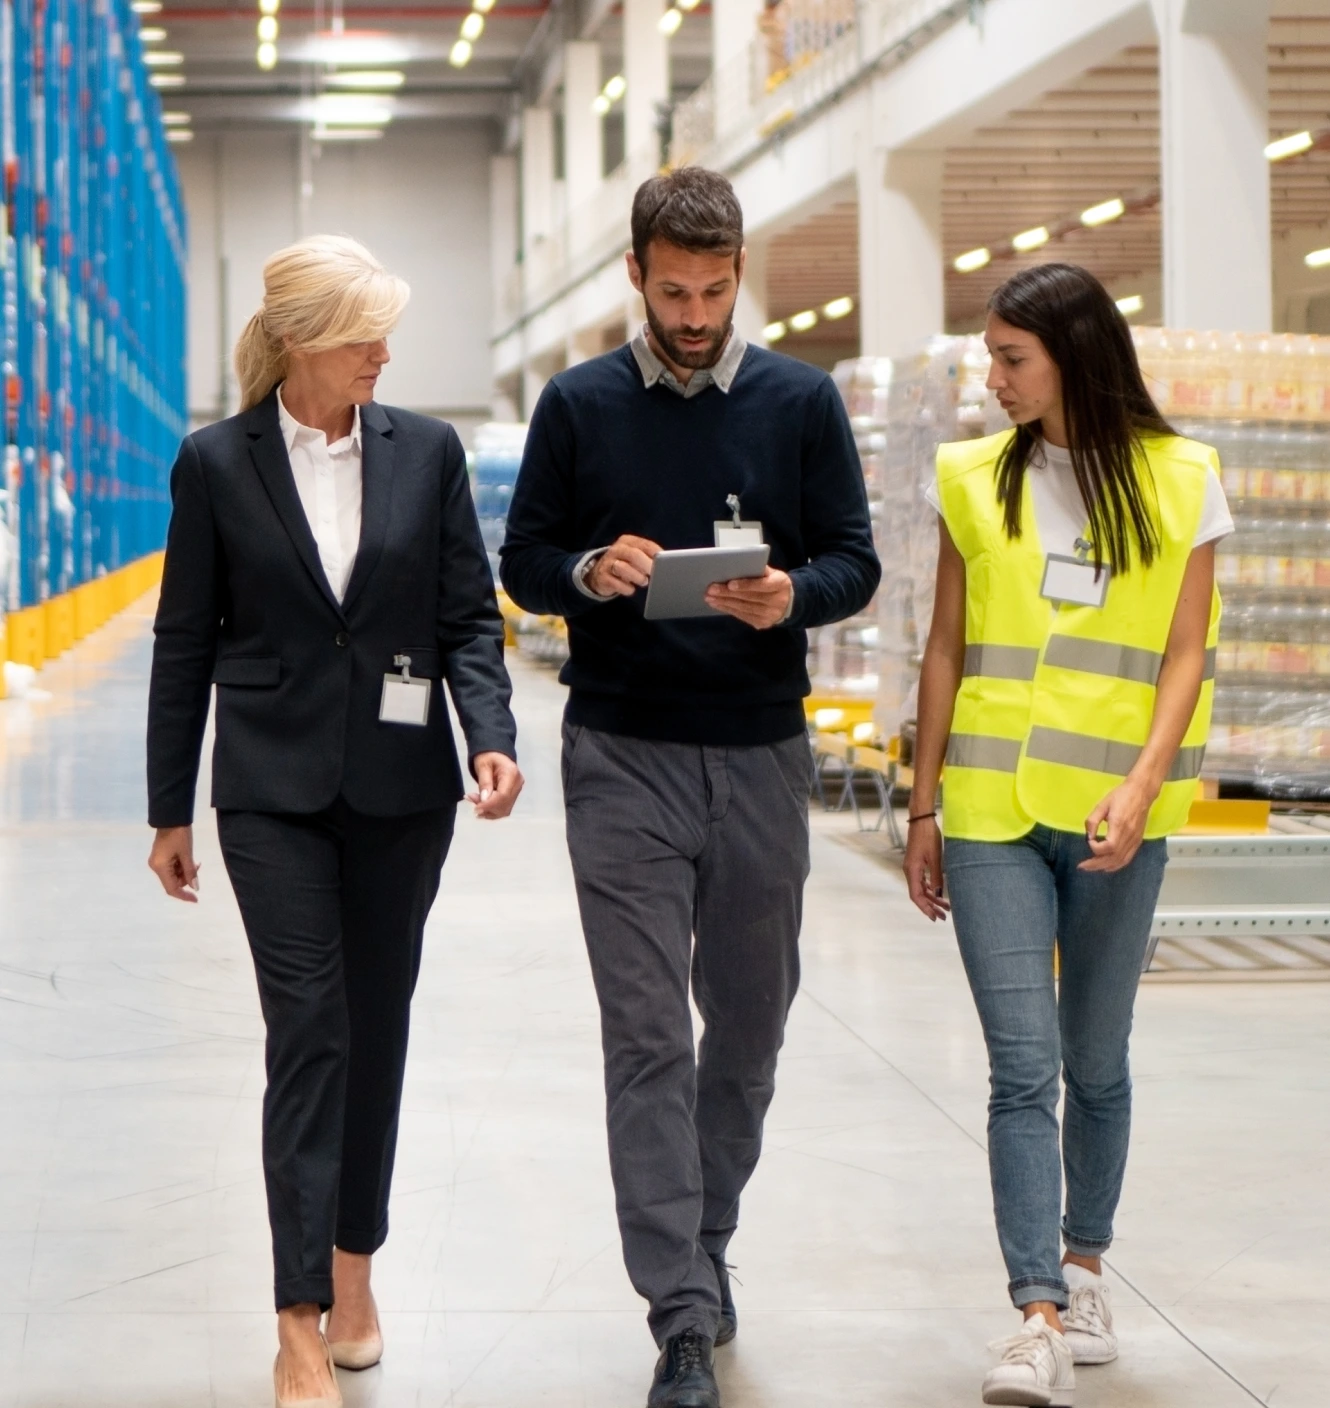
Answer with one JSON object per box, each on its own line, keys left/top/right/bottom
{"left": 234, "top": 308, "right": 288, "bottom": 412}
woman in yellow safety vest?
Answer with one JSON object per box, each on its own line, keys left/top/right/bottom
{"left": 905, "top": 263, "right": 1231, "bottom": 1408}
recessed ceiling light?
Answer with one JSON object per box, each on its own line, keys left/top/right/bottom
{"left": 604, "top": 74, "right": 626, "bottom": 101}
{"left": 149, "top": 73, "right": 186, "bottom": 87}
{"left": 143, "top": 50, "right": 183, "bottom": 66}
{"left": 258, "top": 15, "right": 279, "bottom": 42}
{"left": 1306, "top": 246, "right": 1330, "bottom": 268}
{"left": 1265, "top": 130, "right": 1314, "bottom": 162}
{"left": 953, "top": 247, "right": 991, "bottom": 273}
{"left": 166, "top": 129, "right": 194, "bottom": 144}
{"left": 461, "top": 12, "right": 485, "bottom": 41}
{"left": 474, "top": 0, "right": 497, "bottom": 11}
{"left": 789, "top": 309, "right": 818, "bottom": 332}
{"left": 450, "top": 39, "right": 473, "bottom": 66}
{"left": 1081, "top": 197, "right": 1125, "bottom": 227}
{"left": 161, "top": 111, "right": 192, "bottom": 126}
{"left": 257, "top": 41, "right": 278, "bottom": 70}
{"left": 658, "top": 8, "right": 683, "bottom": 35}
{"left": 1012, "top": 226, "right": 1050, "bottom": 252}
{"left": 259, "top": 0, "right": 281, "bottom": 13}
{"left": 138, "top": 27, "right": 167, "bottom": 42}
{"left": 132, "top": 1, "right": 163, "bottom": 12}
{"left": 1115, "top": 294, "right": 1144, "bottom": 316}
{"left": 591, "top": 94, "right": 611, "bottom": 116}
{"left": 822, "top": 296, "right": 854, "bottom": 320}
{"left": 763, "top": 321, "right": 787, "bottom": 343}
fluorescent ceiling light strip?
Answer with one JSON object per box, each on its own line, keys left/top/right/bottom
{"left": 313, "top": 126, "right": 384, "bottom": 141}
{"left": 450, "top": 39, "right": 473, "bottom": 66}
{"left": 659, "top": 8, "right": 683, "bottom": 35}
{"left": 258, "top": 15, "right": 278, "bottom": 41}
{"left": 789, "top": 309, "right": 818, "bottom": 332}
{"left": 1306, "top": 246, "right": 1330, "bottom": 269}
{"left": 461, "top": 12, "right": 485, "bottom": 41}
{"left": 1115, "top": 294, "right": 1144, "bottom": 315}
{"left": 139, "top": 27, "right": 167, "bottom": 42}
{"left": 259, "top": 0, "right": 280, "bottom": 13}
{"left": 150, "top": 73, "right": 185, "bottom": 87}
{"left": 257, "top": 42, "right": 278, "bottom": 69}
{"left": 161, "top": 111, "right": 191, "bottom": 125}
{"left": 604, "top": 74, "right": 626, "bottom": 101}
{"left": 326, "top": 71, "right": 404, "bottom": 89}
{"left": 1081, "top": 197, "right": 1125, "bottom": 227}
{"left": 822, "top": 296, "right": 853, "bottom": 319}
{"left": 763, "top": 321, "right": 787, "bottom": 342}
{"left": 1012, "top": 225, "right": 1049, "bottom": 253}
{"left": 1265, "top": 130, "right": 1314, "bottom": 162}
{"left": 953, "top": 247, "right": 991, "bottom": 273}
{"left": 143, "top": 50, "right": 183, "bottom": 65}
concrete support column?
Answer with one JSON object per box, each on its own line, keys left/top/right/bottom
{"left": 490, "top": 154, "right": 519, "bottom": 329}
{"left": 564, "top": 41, "right": 604, "bottom": 250}
{"left": 857, "top": 144, "right": 944, "bottom": 358}
{"left": 521, "top": 107, "right": 555, "bottom": 255}
{"left": 623, "top": 0, "right": 670, "bottom": 166}
{"left": 1154, "top": 0, "right": 1271, "bottom": 331}
{"left": 734, "top": 238, "right": 768, "bottom": 345}
{"left": 712, "top": 0, "right": 762, "bottom": 84}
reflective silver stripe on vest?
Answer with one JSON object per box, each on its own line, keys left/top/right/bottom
{"left": 946, "top": 733, "right": 1022, "bottom": 772}
{"left": 1026, "top": 727, "right": 1207, "bottom": 782}
{"left": 1043, "top": 636, "right": 1163, "bottom": 685}
{"left": 963, "top": 644, "right": 1040, "bottom": 681}
{"left": 1167, "top": 745, "right": 1207, "bottom": 781}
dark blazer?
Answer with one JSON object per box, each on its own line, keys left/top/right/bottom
{"left": 147, "top": 391, "right": 517, "bottom": 828}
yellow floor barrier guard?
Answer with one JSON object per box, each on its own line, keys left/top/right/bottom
{"left": 1, "top": 551, "right": 166, "bottom": 699}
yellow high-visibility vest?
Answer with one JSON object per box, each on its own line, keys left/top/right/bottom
{"left": 936, "top": 429, "right": 1222, "bottom": 842}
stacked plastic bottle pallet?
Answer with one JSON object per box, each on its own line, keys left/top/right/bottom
{"left": 1135, "top": 330, "right": 1330, "bottom": 798}
{"left": 0, "top": 0, "right": 186, "bottom": 672}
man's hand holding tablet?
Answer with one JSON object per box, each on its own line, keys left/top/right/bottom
{"left": 587, "top": 535, "right": 663, "bottom": 597}
{"left": 588, "top": 533, "right": 793, "bottom": 629}
{"left": 704, "top": 569, "right": 793, "bottom": 629}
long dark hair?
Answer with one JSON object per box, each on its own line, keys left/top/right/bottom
{"left": 988, "top": 263, "right": 1173, "bottom": 572}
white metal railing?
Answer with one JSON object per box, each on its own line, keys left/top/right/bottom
{"left": 496, "top": 0, "right": 968, "bottom": 341}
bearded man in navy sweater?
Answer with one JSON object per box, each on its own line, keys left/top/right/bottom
{"left": 500, "top": 167, "right": 879, "bottom": 1408}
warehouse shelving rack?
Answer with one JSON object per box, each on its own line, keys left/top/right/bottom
{"left": 0, "top": 0, "right": 186, "bottom": 688}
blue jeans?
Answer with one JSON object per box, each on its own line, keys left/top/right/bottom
{"left": 944, "top": 825, "right": 1167, "bottom": 1309}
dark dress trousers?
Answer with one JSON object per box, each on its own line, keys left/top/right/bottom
{"left": 147, "top": 391, "right": 517, "bottom": 1310}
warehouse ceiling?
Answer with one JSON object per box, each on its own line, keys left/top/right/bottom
{"left": 154, "top": 0, "right": 711, "bottom": 131}
{"left": 764, "top": 11, "right": 1330, "bottom": 357}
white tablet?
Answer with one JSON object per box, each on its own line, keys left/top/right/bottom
{"left": 643, "top": 545, "right": 771, "bottom": 621}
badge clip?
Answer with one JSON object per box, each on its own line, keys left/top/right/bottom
{"left": 381, "top": 654, "right": 431, "bottom": 726}
{"left": 716, "top": 494, "right": 764, "bottom": 547}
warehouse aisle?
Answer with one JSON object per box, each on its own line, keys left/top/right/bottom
{"left": 0, "top": 599, "right": 1327, "bottom": 1408}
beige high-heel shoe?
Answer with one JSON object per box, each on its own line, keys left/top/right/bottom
{"left": 273, "top": 1336, "right": 343, "bottom": 1408}
{"left": 327, "top": 1327, "right": 384, "bottom": 1371}
{"left": 326, "top": 1292, "right": 384, "bottom": 1370}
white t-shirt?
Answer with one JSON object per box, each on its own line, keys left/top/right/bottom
{"left": 924, "top": 439, "right": 1234, "bottom": 557}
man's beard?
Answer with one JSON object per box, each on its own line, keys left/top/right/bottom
{"left": 645, "top": 297, "right": 734, "bottom": 371}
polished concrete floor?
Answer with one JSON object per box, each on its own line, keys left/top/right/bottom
{"left": 0, "top": 596, "right": 1327, "bottom": 1408}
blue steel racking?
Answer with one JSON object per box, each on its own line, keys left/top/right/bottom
{"left": 0, "top": 0, "right": 185, "bottom": 617}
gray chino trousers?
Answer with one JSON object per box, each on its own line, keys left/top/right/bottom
{"left": 562, "top": 720, "right": 812, "bottom": 1345}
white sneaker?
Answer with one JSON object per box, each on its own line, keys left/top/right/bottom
{"left": 981, "top": 1312, "right": 1075, "bottom": 1406}
{"left": 1061, "top": 1262, "right": 1118, "bottom": 1365}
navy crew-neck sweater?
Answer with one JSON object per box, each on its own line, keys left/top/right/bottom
{"left": 498, "top": 343, "right": 880, "bottom": 746}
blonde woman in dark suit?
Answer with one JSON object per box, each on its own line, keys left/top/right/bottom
{"left": 147, "top": 235, "right": 522, "bottom": 1407}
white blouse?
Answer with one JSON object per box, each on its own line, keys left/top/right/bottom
{"left": 277, "top": 384, "right": 363, "bottom": 603}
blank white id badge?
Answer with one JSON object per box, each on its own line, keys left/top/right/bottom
{"left": 714, "top": 521, "right": 764, "bottom": 547}
{"left": 380, "top": 655, "right": 430, "bottom": 726}
{"left": 1041, "top": 554, "right": 1111, "bottom": 609}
